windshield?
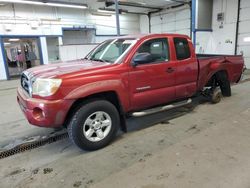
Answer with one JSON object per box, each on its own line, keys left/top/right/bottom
{"left": 86, "top": 38, "right": 137, "bottom": 63}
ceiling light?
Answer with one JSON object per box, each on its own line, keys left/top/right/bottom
{"left": 138, "top": 2, "right": 146, "bottom": 5}
{"left": 4, "top": 42, "right": 11, "bottom": 45}
{"left": 0, "top": 0, "right": 88, "bottom": 9}
{"left": 91, "top": 12, "right": 112, "bottom": 17}
{"left": 0, "top": 0, "right": 43, "bottom": 6}
{"left": 98, "top": 8, "right": 116, "bottom": 14}
{"left": 8, "top": 38, "right": 20, "bottom": 42}
{"left": 46, "top": 3, "right": 87, "bottom": 9}
{"left": 243, "top": 37, "right": 250, "bottom": 42}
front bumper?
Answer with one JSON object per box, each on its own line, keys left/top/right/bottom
{"left": 17, "top": 87, "right": 74, "bottom": 128}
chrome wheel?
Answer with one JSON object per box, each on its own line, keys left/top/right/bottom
{"left": 68, "top": 100, "right": 120, "bottom": 150}
{"left": 83, "top": 111, "right": 112, "bottom": 142}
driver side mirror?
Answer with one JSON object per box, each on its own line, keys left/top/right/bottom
{"left": 132, "top": 53, "right": 154, "bottom": 67}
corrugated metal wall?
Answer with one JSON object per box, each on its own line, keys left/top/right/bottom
{"left": 150, "top": 6, "right": 191, "bottom": 36}
{"left": 196, "top": 0, "right": 238, "bottom": 55}
{"left": 238, "top": 0, "right": 250, "bottom": 68}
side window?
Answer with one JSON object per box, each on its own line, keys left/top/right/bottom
{"left": 174, "top": 38, "right": 191, "bottom": 60}
{"left": 136, "top": 38, "right": 169, "bottom": 63}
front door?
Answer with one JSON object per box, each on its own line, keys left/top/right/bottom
{"left": 129, "top": 38, "right": 176, "bottom": 111}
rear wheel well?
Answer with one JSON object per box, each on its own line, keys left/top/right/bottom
{"left": 63, "top": 91, "right": 127, "bottom": 132}
{"left": 206, "top": 70, "right": 231, "bottom": 97}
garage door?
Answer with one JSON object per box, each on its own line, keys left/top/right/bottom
{"left": 151, "top": 6, "right": 191, "bottom": 37}
{"left": 238, "top": 0, "right": 250, "bottom": 68}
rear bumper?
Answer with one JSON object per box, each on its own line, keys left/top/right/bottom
{"left": 17, "top": 87, "right": 74, "bottom": 128}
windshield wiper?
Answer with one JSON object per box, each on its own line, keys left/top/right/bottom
{"left": 81, "top": 57, "right": 89, "bottom": 60}
{"left": 90, "top": 58, "right": 105, "bottom": 62}
{"left": 90, "top": 58, "right": 112, "bottom": 63}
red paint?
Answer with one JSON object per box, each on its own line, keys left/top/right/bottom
{"left": 17, "top": 87, "right": 74, "bottom": 127}
{"left": 17, "top": 33, "right": 244, "bottom": 128}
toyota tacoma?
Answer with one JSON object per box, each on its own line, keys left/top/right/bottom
{"left": 17, "top": 34, "right": 245, "bottom": 150}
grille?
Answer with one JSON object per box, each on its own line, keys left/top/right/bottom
{"left": 21, "top": 71, "right": 36, "bottom": 96}
{"left": 21, "top": 72, "right": 31, "bottom": 96}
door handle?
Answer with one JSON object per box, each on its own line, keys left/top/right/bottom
{"left": 166, "top": 67, "right": 175, "bottom": 73}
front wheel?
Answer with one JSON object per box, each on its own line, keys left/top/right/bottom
{"left": 67, "top": 100, "right": 120, "bottom": 151}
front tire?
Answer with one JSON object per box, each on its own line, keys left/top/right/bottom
{"left": 67, "top": 100, "right": 120, "bottom": 151}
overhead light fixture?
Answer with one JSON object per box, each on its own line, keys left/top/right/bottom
{"left": 98, "top": 8, "right": 116, "bottom": 14}
{"left": 40, "top": 18, "right": 61, "bottom": 21}
{"left": 8, "top": 38, "right": 20, "bottom": 42}
{"left": 0, "top": 0, "right": 45, "bottom": 6}
{"left": 91, "top": 12, "right": 112, "bottom": 17}
{"left": 4, "top": 42, "right": 11, "bottom": 45}
{"left": 46, "top": 2, "right": 87, "bottom": 9}
{"left": 0, "top": 0, "right": 88, "bottom": 9}
{"left": 243, "top": 37, "right": 250, "bottom": 42}
{"left": 138, "top": 2, "right": 147, "bottom": 5}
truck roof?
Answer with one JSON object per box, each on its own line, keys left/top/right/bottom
{"left": 114, "top": 33, "right": 190, "bottom": 40}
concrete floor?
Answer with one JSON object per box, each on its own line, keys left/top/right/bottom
{"left": 0, "top": 79, "right": 57, "bottom": 149}
{"left": 0, "top": 73, "right": 250, "bottom": 188}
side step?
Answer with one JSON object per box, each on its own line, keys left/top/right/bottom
{"left": 131, "top": 98, "right": 192, "bottom": 117}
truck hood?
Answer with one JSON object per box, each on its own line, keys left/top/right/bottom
{"left": 26, "top": 60, "right": 111, "bottom": 78}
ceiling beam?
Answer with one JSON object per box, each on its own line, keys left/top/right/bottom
{"left": 105, "top": 1, "right": 163, "bottom": 11}
{"left": 167, "top": 0, "right": 190, "bottom": 4}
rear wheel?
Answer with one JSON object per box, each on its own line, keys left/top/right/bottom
{"left": 211, "top": 87, "right": 222, "bottom": 104}
{"left": 217, "top": 73, "right": 231, "bottom": 97}
{"left": 67, "top": 100, "right": 120, "bottom": 151}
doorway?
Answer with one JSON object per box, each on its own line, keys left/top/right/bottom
{"left": 3, "top": 37, "right": 42, "bottom": 78}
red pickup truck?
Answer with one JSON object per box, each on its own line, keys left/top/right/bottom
{"left": 17, "top": 34, "right": 244, "bottom": 150}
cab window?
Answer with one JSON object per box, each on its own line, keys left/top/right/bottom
{"left": 136, "top": 38, "right": 169, "bottom": 63}
{"left": 174, "top": 38, "right": 191, "bottom": 60}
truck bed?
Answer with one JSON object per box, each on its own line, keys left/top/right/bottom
{"left": 196, "top": 54, "right": 244, "bottom": 91}
{"left": 196, "top": 54, "right": 243, "bottom": 58}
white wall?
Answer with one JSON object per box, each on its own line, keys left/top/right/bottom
{"left": 140, "top": 15, "right": 150, "bottom": 34}
{"left": 59, "top": 44, "right": 97, "bottom": 61}
{"left": 196, "top": 0, "right": 238, "bottom": 55}
{"left": 0, "top": 4, "right": 140, "bottom": 36}
{"left": 149, "top": 5, "right": 191, "bottom": 36}
{"left": 238, "top": 0, "right": 250, "bottom": 68}
{"left": 0, "top": 3, "right": 141, "bottom": 79}
{"left": 47, "top": 37, "right": 59, "bottom": 61}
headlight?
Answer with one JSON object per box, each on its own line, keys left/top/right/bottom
{"left": 32, "top": 78, "right": 62, "bottom": 97}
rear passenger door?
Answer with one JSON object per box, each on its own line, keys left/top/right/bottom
{"left": 174, "top": 37, "right": 198, "bottom": 99}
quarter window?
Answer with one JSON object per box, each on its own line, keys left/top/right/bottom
{"left": 174, "top": 38, "right": 191, "bottom": 60}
